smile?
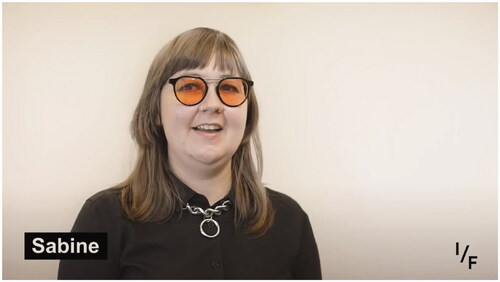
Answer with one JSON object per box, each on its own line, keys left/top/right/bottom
{"left": 192, "top": 124, "right": 223, "bottom": 132}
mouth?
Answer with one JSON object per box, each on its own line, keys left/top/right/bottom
{"left": 192, "top": 123, "right": 223, "bottom": 132}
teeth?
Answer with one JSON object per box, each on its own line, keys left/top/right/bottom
{"left": 195, "top": 124, "right": 221, "bottom": 131}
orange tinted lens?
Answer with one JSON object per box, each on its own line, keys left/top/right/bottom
{"left": 175, "top": 77, "right": 205, "bottom": 105}
{"left": 219, "top": 79, "right": 246, "bottom": 106}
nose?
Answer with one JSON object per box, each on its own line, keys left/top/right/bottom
{"left": 199, "top": 83, "right": 224, "bottom": 113}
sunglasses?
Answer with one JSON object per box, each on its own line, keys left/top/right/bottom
{"left": 168, "top": 76, "right": 254, "bottom": 107}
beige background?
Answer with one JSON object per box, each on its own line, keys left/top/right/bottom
{"left": 3, "top": 3, "right": 497, "bottom": 279}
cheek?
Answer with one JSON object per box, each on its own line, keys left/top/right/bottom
{"left": 160, "top": 91, "right": 194, "bottom": 139}
{"left": 163, "top": 107, "right": 194, "bottom": 133}
{"left": 230, "top": 106, "right": 248, "bottom": 134}
{"left": 160, "top": 93, "right": 175, "bottom": 130}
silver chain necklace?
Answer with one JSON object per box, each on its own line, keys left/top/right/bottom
{"left": 182, "top": 200, "right": 231, "bottom": 238}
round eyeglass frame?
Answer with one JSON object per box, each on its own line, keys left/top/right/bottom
{"left": 168, "top": 75, "right": 254, "bottom": 107}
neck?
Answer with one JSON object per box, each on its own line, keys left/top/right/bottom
{"left": 170, "top": 158, "right": 232, "bottom": 206}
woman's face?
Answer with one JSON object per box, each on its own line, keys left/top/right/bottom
{"left": 160, "top": 60, "right": 248, "bottom": 169}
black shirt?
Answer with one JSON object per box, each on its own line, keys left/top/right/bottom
{"left": 58, "top": 181, "right": 322, "bottom": 279}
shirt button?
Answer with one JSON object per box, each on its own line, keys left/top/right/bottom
{"left": 211, "top": 262, "right": 220, "bottom": 268}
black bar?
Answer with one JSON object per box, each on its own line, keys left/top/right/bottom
{"left": 25, "top": 232, "right": 107, "bottom": 260}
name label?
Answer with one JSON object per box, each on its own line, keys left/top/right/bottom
{"left": 25, "top": 232, "right": 107, "bottom": 259}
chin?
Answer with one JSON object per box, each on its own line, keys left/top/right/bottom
{"left": 189, "top": 145, "right": 239, "bottom": 166}
{"left": 192, "top": 152, "right": 228, "bottom": 166}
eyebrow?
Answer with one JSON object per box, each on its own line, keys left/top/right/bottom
{"left": 183, "top": 72, "right": 234, "bottom": 78}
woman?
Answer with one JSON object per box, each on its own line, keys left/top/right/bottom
{"left": 58, "top": 27, "right": 321, "bottom": 279}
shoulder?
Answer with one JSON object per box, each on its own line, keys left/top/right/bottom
{"left": 87, "top": 187, "right": 121, "bottom": 205}
{"left": 264, "top": 188, "right": 317, "bottom": 252}
{"left": 83, "top": 187, "right": 122, "bottom": 215}
{"left": 266, "top": 187, "right": 307, "bottom": 219}
{"left": 71, "top": 187, "right": 124, "bottom": 232}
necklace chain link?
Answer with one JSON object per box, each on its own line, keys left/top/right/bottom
{"left": 183, "top": 200, "right": 231, "bottom": 218}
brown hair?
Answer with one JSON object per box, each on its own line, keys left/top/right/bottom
{"left": 116, "top": 27, "right": 274, "bottom": 235}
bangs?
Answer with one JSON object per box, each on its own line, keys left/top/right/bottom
{"left": 166, "top": 29, "right": 247, "bottom": 78}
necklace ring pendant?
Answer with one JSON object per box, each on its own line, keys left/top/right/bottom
{"left": 200, "top": 218, "right": 220, "bottom": 238}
